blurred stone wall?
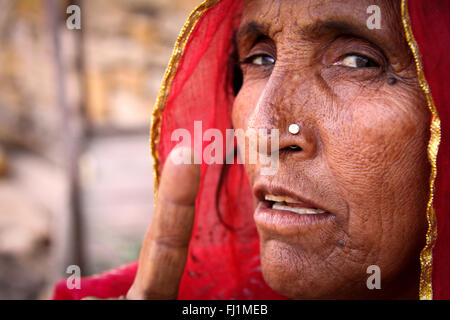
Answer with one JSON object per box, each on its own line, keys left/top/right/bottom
{"left": 82, "top": 0, "right": 199, "bottom": 128}
{"left": 0, "top": 0, "right": 199, "bottom": 299}
{"left": 0, "top": 0, "right": 64, "bottom": 161}
{"left": 0, "top": 0, "right": 199, "bottom": 159}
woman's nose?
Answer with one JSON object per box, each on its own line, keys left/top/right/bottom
{"left": 247, "top": 81, "right": 319, "bottom": 161}
{"left": 277, "top": 121, "right": 318, "bottom": 160}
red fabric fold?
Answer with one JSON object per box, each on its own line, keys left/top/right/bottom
{"left": 408, "top": 0, "right": 450, "bottom": 300}
{"left": 52, "top": 262, "right": 137, "bottom": 300}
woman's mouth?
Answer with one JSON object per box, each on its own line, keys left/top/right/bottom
{"left": 264, "top": 194, "right": 327, "bottom": 215}
{"left": 254, "top": 193, "right": 334, "bottom": 236}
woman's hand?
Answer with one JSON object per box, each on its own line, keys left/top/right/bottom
{"left": 126, "top": 147, "right": 201, "bottom": 299}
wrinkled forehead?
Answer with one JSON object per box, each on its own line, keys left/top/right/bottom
{"left": 239, "top": 0, "right": 403, "bottom": 52}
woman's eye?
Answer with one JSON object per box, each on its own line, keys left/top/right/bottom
{"left": 246, "top": 54, "right": 275, "bottom": 66}
{"left": 336, "top": 54, "right": 379, "bottom": 68}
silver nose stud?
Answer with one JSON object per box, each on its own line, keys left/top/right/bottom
{"left": 288, "top": 123, "right": 300, "bottom": 135}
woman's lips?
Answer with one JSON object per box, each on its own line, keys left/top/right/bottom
{"left": 264, "top": 194, "right": 326, "bottom": 214}
{"left": 254, "top": 197, "right": 334, "bottom": 236}
{"left": 272, "top": 203, "right": 326, "bottom": 214}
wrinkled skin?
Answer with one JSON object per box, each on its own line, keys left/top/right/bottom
{"left": 232, "top": 0, "right": 430, "bottom": 299}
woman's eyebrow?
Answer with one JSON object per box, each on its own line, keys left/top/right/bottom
{"left": 236, "top": 19, "right": 391, "bottom": 56}
{"left": 236, "top": 21, "right": 266, "bottom": 42}
{"left": 297, "top": 20, "right": 387, "bottom": 47}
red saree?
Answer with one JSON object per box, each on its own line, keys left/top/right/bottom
{"left": 52, "top": 0, "right": 450, "bottom": 300}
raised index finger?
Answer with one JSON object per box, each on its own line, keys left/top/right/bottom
{"left": 127, "top": 147, "right": 201, "bottom": 299}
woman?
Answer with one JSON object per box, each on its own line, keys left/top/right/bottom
{"left": 53, "top": 0, "right": 450, "bottom": 299}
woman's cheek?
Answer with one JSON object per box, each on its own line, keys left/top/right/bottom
{"left": 232, "top": 81, "right": 261, "bottom": 131}
{"left": 324, "top": 91, "right": 428, "bottom": 261}
{"left": 232, "top": 79, "right": 269, "bottom": 162}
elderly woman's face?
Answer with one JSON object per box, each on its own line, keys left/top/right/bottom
{"left": 232, "top": 0, "right": 430, "bottom": 299}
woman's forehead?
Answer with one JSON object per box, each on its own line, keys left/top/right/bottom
{"left": 239, "top": 0, "right": 402, "bottom": 49}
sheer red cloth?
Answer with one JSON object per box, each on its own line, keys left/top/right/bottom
{"left": 52, "top": 0, "right": 450, "bottom": 300}
{"left": 408, "top": 0, "right": 450, "bottom": 300}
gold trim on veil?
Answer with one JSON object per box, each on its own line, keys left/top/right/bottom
{"left": 401, "top": 0, "right": 441, "bottom": 300}
{"left": 150, "top": 0, "right": 441, "bottom": 300}
{"left": 150, "top": 0, "right": 220, "bottom": 198}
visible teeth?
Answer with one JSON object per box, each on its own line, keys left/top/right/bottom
{"left": 272, "top": 203, "right": 326, "bottom": 215}
{"left": 265, "top": 194, "right": 327, "bottom": 214}
{"left": 265, "top": 194, "right": 302, "bottom": 204}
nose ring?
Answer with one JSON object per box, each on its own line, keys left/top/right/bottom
{"left": 288, "top": 123, "right": 300, "bottom": 135}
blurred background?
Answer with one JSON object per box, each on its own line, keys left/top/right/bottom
{"left": 0, "top": 0, "right": 198, "bottom": 299}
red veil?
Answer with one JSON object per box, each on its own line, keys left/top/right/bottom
{"left": 52, "top": 0, "right": 450, "bottom": 300}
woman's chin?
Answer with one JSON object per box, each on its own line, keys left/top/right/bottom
{"left": 259, "top": 239, "right": 363, "bottom": 300}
